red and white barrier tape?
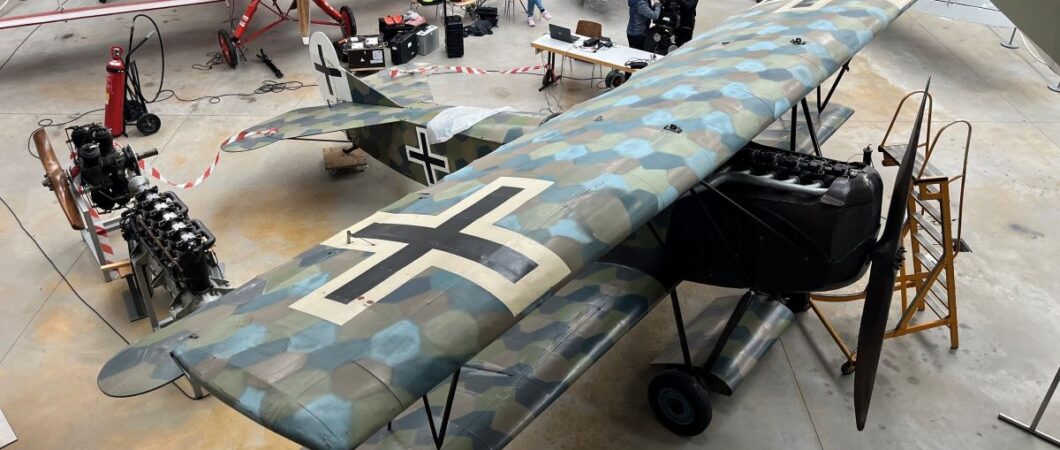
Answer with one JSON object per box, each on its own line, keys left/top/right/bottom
{"left": 137, "top": 151, "right": 221, "bottom": 189}
{"left": 389, "top": 64, "right": 548, "bottom": 78}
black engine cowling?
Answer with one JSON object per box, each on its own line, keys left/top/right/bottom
{"left": 666, "top": 145, "right": 884, "bottom": 293}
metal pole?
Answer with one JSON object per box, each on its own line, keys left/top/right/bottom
{"left": 1001, "top": 28, "right": 1019, "bottom": 49}
{"left": 998, "top": 364, "right": 1060, "bottom": 447}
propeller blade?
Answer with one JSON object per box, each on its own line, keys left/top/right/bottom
{"left": 35, "top": 128, "right": 86, "bottom": 230}
{"left": 853, "top": 78, "right": 931, "bottom": 430}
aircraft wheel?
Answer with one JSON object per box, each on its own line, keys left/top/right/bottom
{"left": 648, "top": 369, "right": 712, "bottom": 436}
{"left": 781, "top": 293, "right": 811, "bottom": 313}
{"left": 135, "top": 113, "right": 162, "bottom": 135}
{"left": 217, "top": 29, "right": 239, "bottom": 68}
{"left": 841, "top": 361, "right": 856, "bottom": 376}
{"left": 605, "top": 69, "right": 627, "bottom": 88}
{"left": 339, "top": 6, "right": 357, "bottom": 39}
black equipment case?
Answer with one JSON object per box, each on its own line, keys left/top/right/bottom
{"left": 343, "top": 35, "right": 387, "bottom": 71}
{"left": 445, "top": 15, "right": 464, "bottom": 57}
{"left": 388, "top": 30, "right": 419, "bottom": 65}
{"left": 474, "top": 6, "right": 498, "bottom": 26}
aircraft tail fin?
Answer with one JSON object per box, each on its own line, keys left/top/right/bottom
{"left": 308, "top": 32, "right": 401, "bottom": 108}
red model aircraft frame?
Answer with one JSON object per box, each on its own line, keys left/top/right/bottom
{"left": 0, "top": 0, "right": 223, "bottom": 30}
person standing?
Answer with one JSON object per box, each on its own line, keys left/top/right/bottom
{"left": 627, "top": 0, "right": 661, "bottom": 51}
{"left": 527, "top": 0, "right": 552, "bottom": 27}
{"left": 675, "top": 0, "right": 698, "bottom": 46}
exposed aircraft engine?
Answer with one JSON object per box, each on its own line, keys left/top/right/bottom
{"left": 120, "top": 187, "right": 229, "bottom": 322}
{"left": 68, "top": 123, "right": 156, "bottom": 211}
{"left": 668, "top": 144, "right": 884, "bottom": 294}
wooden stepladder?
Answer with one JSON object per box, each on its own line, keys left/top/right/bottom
{"left": 810, "top": 91, "right": 973, "bottom": 375}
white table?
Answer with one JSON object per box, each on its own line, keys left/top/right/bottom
{"left": 530, "top": 32, "right": 660, "bottom": 90}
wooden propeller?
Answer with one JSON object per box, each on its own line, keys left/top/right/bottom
{"left": 853, "top": 78, "right": 932, "bottom": 430}
{"left": 34, "top": 128, "right": 85, "bottom": 230}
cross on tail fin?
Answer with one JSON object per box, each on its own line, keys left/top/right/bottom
{"left": 308, "top": 32, "right": 401, "bottom": 108}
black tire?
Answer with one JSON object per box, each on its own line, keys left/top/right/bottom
{"left": 339, "top": 6, "right": 357, "bottom": 39}
{"left": 605, "top": 69, "right": 626, "bottom": 89}
{"left": 648, "top": 369, "right": 712, "bottom": 436}
{"left": 217, "top": 29, "right": 238, "bottom": 68}
{"left": 781, "top": 293, "right": 811, "bottom": 313}
{"left": 841, "top": 361, "right": 856, "bottom": 376}
{"left": 135, "top": 113, "right": 161, "bottom": 135}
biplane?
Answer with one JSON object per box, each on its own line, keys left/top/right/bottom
{"left": 97, "top": 1, "right": 926, "bottom": 448}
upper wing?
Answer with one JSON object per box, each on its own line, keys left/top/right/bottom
{"left": 119, "top": 1, "right": 912, "bottom": 448}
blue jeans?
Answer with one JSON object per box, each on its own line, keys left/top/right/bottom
{"left": 527, "top": 0, "right": 545, "bottom": 17}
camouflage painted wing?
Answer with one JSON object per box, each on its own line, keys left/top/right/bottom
{"left": 220, "top": 102, "right": 448, "bottom": 152}
{"left": 117, "top": 1, "right": 913, "bottom": 448}
{"left": 361, "top": 260, "right": 667, "bottom": 450}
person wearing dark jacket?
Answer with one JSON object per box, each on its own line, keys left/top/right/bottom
{"left": 627, "top": 0, "right": 661, "bottom": 51}
{"left": 675, "top": 0, "right": 698, "bottom": 46}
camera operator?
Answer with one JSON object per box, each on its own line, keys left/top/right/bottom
{"left": 627, "top": 0, "right": 662, "bottom": 51}
{"left": 674, "top": 0, "right": 697, "bottom": 46}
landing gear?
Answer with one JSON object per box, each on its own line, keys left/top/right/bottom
{"left": 217, "top": 29, "right": 239, "bottom": 68}
{"left": 648, "top": 369, "right": 713, "bottom": 436}
{"left": 339, "top": 6, "right": 356, "bottom": 38}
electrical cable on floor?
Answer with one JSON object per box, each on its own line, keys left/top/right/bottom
{"left": 2, "top": 190, "right": 205, "bottom": 400}
{"left": 35, "top": 14, "right": 316, "bottom": 129}
{"left": 0, "top": 194, "right": 130, "bottom": 346}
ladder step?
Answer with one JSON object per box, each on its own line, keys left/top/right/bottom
{"left": 879, "top": 143, "right": 944, "bottom": 178}
{"left": 911, "top": 212, "right": 946, "bottom": 246}
{"left": 913, "top": 230, "right": 944, "bottom": 261}
{"left": 924, "top": 289, "right": 947, "bottom": 319}
{"left": 914, "top": 250, "right": 939, "bottom": 271}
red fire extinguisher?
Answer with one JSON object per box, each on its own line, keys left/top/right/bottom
{"left": 104, "top": 46, "right": 126, "bottom": 137}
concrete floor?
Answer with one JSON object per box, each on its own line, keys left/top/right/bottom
{"left": 1, "top": 0, "right": 1059, "bottom": 448}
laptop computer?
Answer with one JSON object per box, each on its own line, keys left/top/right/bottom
{"left": 549, "top": 24, "right": 578, "bottom": 43}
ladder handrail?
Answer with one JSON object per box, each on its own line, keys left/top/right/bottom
{"left": 880, "top": 90, "right": 934, "bottom": 152}
{"left": 924, "top": 120, "right": 973, "bottom": 253}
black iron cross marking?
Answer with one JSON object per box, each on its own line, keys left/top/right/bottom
{"left": 405, "top": 127, "right": 450, "bottom": 185}
{"left": 314, "top": 44, "right": 342, "bottom": 96}
{"left": 325, "top": 186, "right": 538, "bottom": 304}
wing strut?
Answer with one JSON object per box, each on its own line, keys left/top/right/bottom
{"left": 421, "top": 369, "right": 461, "bottom": 449}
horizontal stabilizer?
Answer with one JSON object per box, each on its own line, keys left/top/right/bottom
{"left": 220, "top": 102, "right": 449, "bottom": 152}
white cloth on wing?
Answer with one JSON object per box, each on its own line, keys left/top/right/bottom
{"left": 426, "top": 106, "right": 513, "bottom": 144}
